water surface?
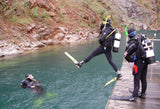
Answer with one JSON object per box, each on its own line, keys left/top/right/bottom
{"left": 0, "top": 31, "right": 159, "bottom": 109}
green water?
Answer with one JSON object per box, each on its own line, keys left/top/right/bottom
{"left": 0, "top": 31, "right": 159, "bottom": 109}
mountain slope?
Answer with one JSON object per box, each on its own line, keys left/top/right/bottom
{"left": 0, "top": 0, "right": 159, "bottom": 56}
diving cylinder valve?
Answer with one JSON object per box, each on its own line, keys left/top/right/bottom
{"left": 142, "top": 39, "right": 156, "bottom": 64}
{"left": 113, "top": 30, "right": 121, "bottom": 52}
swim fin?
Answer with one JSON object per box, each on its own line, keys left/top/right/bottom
{"left": 104, "top": 77, "right": 116, "bottom": 87}
{"left": 64, "top": 52, "right": 79, "bottom": 68}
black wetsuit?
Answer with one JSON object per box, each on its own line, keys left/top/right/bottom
{"left": 132, "top": 59, "right": 148, "bottom": 97}
{"left": 21, "top": 78, "right": 35, "bottom": 89}
{"left": 125, "top": 37, "right": 148, "bottom": 97}
{"left": 21, "top": 78, "right": 45, "bottom": 95}
{"left": 83, "top": 24, "right": 118, "bottom": 72}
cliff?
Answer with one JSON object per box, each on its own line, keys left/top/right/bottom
{"left": 0, "top": 0, "right": 159, "bottom": 56}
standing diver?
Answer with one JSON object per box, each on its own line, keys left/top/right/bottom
{"left": 76, "top": 16, "right": 122, "bottom": 80}
{"left": 124, "top": 28, "right": 152, "bottom": 101}
{"left": 21, "top": 74, "right": 45, "bottom": 95}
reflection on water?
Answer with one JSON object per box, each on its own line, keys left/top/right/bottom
{"left": 0, "top": 31, "right": 159, "bottom": 109}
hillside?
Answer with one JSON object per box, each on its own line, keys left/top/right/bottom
{"left": 0, "top": 0, "right": 159, "bottom": 56}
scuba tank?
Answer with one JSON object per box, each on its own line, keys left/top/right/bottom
{"left": 113, "top": 30, "right": 121, "bottom": 52}
{"left": 140, "top": 35, "right": 156, "bottom": 64}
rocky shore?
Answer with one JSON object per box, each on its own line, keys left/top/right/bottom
{"left": 0, "top": 0, "right": 159, "bottom": 57}
{"left": 0, "top": 25, "right": 99, "bottom": 57}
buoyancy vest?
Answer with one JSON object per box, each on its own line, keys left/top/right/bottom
{"left": 124, "top": 38, "right": 138, "bottom": 62}
{"left": 21, "top": 78, "right": 35, "bottom": 89}
{"left": 124, "top": 34, "right": 156, "bottom": 64}
{"left": 99, "top": 25, "right": 115, "bottom": 48}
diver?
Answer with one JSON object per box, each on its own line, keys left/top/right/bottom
{"left": 21, "top": 74, "right": 45, "bottom": 95}
{"left": 124, "top": 28, "right": 149, "bottom": 101}
{"left": 21, "top": 74, "right": 40, "bottom": 89}
{"left": 76, "top": 17, "right": 122, "bottom": 80}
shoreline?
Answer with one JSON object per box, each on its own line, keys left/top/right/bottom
{"left": 0, "top": 26, "right": 99, "bottom": 58}
{"left": 0, "top": 38, "right": 98, "bottom": 61}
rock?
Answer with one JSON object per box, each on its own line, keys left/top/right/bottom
{"left": 69, "top": 34, "right": 81, "bottom": 42}
{"left": 41, "top": 39, "right": 55, "bottom": 45}
{"left": 49, "top": 12, "right": 56, "bottom": 17}
{"left": 40, "top": 31, "right": 50, "bottom": 37}
{"left": 65, "top": 35, "right": 72, "bottom": 40}
{"left": 9, "top": 49, "right": 23, "bottom": 55}
{"left": 19, "top": 42, "right": 31, "bottom": 48}
{"left": 58, "top": 27, "right": 68, "bottom": 33}
{"left": 82, "top": 14, "right": 89, "bottom": 20}
{"left": 38, "top": 27, "right": 46, "bottom": 33}
{"left": 32, "top": 42, "right": 45, "bottom": 48}
{"left": 0, "top": 53, "right": 5, "bottom": 57}
{"left": 88, "top": 32, "right": 99, "bottom": 39}
{"left": 60, "top": 9, "right": 66, "bottom": 14}
{"left": 33, "top": 34, "right": 42, "bottom": 40}
{"left": 27, "top": 23, "right": 36, "bottom": 33}
{"left": 28, "top": 0, "right": 50, "bottom": 10}
{"left": 54, "top": 33, "right": 64, "bottom": 41}
{"left": 143, "top": 24, "right": 148, "bottom": 30}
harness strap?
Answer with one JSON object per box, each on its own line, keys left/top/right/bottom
{"left": 126, "top": 43, "right": 136, "bottom": 52}
{"left": 105, "top": 29, "right": 116, "bottom": 39}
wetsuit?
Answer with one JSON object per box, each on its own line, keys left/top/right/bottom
{"left": 83, "top": 24, "right": 118, "bottom": 72}
{"left": 132, "top": 59, "right": 148, "bottom": 97}
{"left": 125, "top": 36, "right": 148, "bottom": 98}
{"left": 21, "top": 78, "right": 36, "bottom": 89}
{"left": 21, "top": 78, "right": 45, "bottom": 95}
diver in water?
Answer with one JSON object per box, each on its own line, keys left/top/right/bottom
{"left": 76, "top": 17, "right": 122, "bottom": 80}
{"left": 21, "top": 74, "right": 45, "bottom": 95}
{"left": 21, "top": 74, "right": 39, "bottom": 89}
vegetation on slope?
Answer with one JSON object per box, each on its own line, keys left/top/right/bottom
{"left": 0, "top": 0, "right": 159, "bottom": 56}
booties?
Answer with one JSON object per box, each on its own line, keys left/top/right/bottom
{"left": 129, "top": 96, "right": 137, "bottom": 102}
{"left": 116, "top": 73, "right": 122, "bottom": 80}
{"left": 76, "top": 60, "right": 85, "bottom": 68}
{"left": 116, "top": 71, "right": 122, "bottom": 80}
{"left": 138, "top": 93, "right": 146, "bottom": 99}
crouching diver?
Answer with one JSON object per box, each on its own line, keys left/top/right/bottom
{"left": 21, "top": 74, "right": 45, "bottom": 95}
{"left": 124, "top": 28, "right": 149, "bottom": 101}
{"left": 76, "top": 17, "right": 122, "bottom": 80}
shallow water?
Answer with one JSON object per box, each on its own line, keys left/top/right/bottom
{"left": 0, "top": 31, "right": 159, "bottom": 109}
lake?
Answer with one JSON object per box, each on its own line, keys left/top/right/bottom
{"left": 0, "top": 31, "right": 159, "bottom": 109}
